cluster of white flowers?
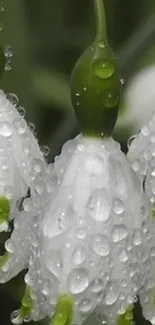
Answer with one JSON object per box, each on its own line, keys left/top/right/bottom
{"left": 1, "top": 89, "right": 155, "bottom": 325}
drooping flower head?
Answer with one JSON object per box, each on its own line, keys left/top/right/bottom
{"left": 1, "top": 1, "right": 155, "bottom": 325}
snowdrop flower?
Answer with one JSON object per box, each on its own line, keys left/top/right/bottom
{"left": 1, "top": 1, "right": 155, "bottom": 325}
{"left": 0, "top": 90, "right": 44, "bottom": 231}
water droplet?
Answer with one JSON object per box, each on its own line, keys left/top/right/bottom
{"left": 4, "top": 45, "right": 13, "bottom": 58}
{"left": 13, "top": 118, "right": 27, "bottom": 135}
{"left": 93, "top": 58, "right": 115, "bottom": 79}
{"left": 5, "top": 239, "right": 14, "bottom": 253}
{"left": 79, "top": 298, "right": 92, "bottom": 313}
{"left": 0, "top": 121, "right": 12, "bottom": 137}
{"left": 112, "top": 198, "right": 124, "bottom": 215}
{"left": 17, "top": 106, "right": 25, "bottom": 118}
{"left": 40, "top": 145, "right": 50, "bottom": 157}
{"left": 6, "top": 93, "right": 19, "bottom": 106}
{"left": 0, "top": 22, "right": 3, "bottom": 31}
{"left": 120, "top": 78, "right": 125, "bottom": 85}
{"left": 151, "top": 247, "right": 155, "bottom": 257}
{"left": 104, "top": 92, "right": 119, "bottom": 108}
{"left": 127, "top": 135, "right": 136, "bottom": 149}
{"left": 90, "top": 278, "right": 103, "bottom": 293}
{"left": 112, "top": 225, "right": 128, "bottom": 243}
{"left": 141, "top": 126, "right": 149, "bottom": 136}
{"left": 87, "top": 188, "right": 111, "bottom": 222}
{"left": 32, "top": 158, "right": 44, "bottom": 174}
{"left": 76, "top": 92, "right": 80, "bottom": 97}
{"left": 118, "top": 293, "right": 126, "bottom": 301}
{"left": 98, "top": 41, "right": 105, "bottom": 49}
{"left": 104, "top": 282, "right": 118, "bottom": 305}
{"left": 0, "top": 2, "right": 4, "bottom": 13}
{"left": 72, "top": 246, "right": 86, "bottom": 265}
{"left": 24, "top": 315, "right": 32, "bottom": 323}
{"left": 23, "top": 198, "right": 32, "bottom": 212}
{"left": 29, "top": 122, "right": 35, "bottom": 133}
{"left": 118, "top": 248, "right": 128, "bottom": 262}
{"left": 121, "top": 279, "right": 127, "bottom": 288}
{"left": 11, "top": 310, "right": 21, "bottom": 325}
{"left": 133, "top": 229, "right": 142, "bottom": 246}
{"left": 92, "top": 234, "right": 109, "bottom": 256}
{"left": 24, "top": 273, "right": 33, "bottom": 286}
{"left": 41, "top": 281, "right": 50, "bottom": 296}
{"left": 77, "top": 228, "right": 87, "bottom": 239}
{"left": 68, "top": 268, "right": 89, "bottom": 294}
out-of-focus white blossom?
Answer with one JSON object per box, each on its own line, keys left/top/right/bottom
{"left": 0, "top": 90, "right": 44, "bottom": 231}
{"left": 117, "top": 66, "right": 155, "bottom": 133}
{"left": 127, "top": 113, "right": 155, "bottom": 204}
{"left": 2, "top": 134, "right": 155, "bottom": 325}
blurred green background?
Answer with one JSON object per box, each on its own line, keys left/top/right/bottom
{"left": 0, "top": 0, "right": 155, "bottom": 324}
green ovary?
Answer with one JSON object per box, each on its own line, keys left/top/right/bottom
{"left": 52, "top": 295, "right": 74, "bottom": 325}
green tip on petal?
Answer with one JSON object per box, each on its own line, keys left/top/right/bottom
{"left": 152, "top": 204, "right": 155, "bottom": 220}
{"left": 51, "top": 294, "right": 74, "bottom": 325}
{"left": 0, "top": 251, "right": 9, "bottom": 269}
{"left": 0, "top": 196, "right": 10, "bottom": 231}
{"left": 118, "top": 305, "right": 134, "bottom": 325}
{"left": 11, "top": 286, "right": 33, "bottom": 324}
{"left": 71, "top": 0, "right": 121, "bottom": 138}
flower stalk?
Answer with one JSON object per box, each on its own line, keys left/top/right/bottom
{"left": 93, "top": 0, "right": 107, "bottom": 44}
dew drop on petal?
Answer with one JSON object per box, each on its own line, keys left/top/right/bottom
{"left": 79, "top": 298, "right": 92, "bottom": 313}
{"left": 87, "top": 188, "right": 111, "bottom": 222}
{"left": 6, "top": 93, "right": 19, "bottom": 106}
{"left": 104, "top": 282, "right": 118, "bottom": 305}
{"left": 113, "top": 198, "right": 124, "bottom": 215}
{"left": 29, "top": 122, "right": 35, "bottom": 133}
{"left": 13, "top": 118, "right": 27, "bottom": 135}
{"left": 141, "top": 126, "right": 149, "bottom": 136}
{"left": 11, "top": 310, "right": 21, "bottom": 325}
{"left": 90, "top": 278, "right": 103, "bottom": 293}
{"left": 72, "top": 246, "right": 86, "bottom": 265}
{"left": 77, "top": 228, "right": 87, "bottom": 239}
{"left": 118, "top": 248, "right": 128, "bottom": 262}
{"left": 133, "top": 229, "right": 142, "bottom": 246}
{"left": 68, "top": 268, "right": 89, "bottom": 294}
{"left": 112, "top": 225, "right": 128, "bottom": 243}
{"left": 92, "top": 234, "right": 109, "bottom": 256}
{"left": 24, "top": 315, "right": 32, "bottom": 323}
{"left": 127, "top": 135, "right": 136, "bottom": 149}
{"left": 0, "top": 121, "right": 12, "bottom": 137}
{"left": 5, "top": 239, "right": 14, "bottom": 253}
{"left": 17, "top": 106, "right": 25, "bottom": 118}
{"left": 40, "top": 145, "right": 50, "bottom": 157}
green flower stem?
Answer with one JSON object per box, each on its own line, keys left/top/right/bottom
{"left": 71, "top": 0, "right": 121, "bottom": 137}
{"left": 93, "top": 0, "right": 107, "bottom": 43}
